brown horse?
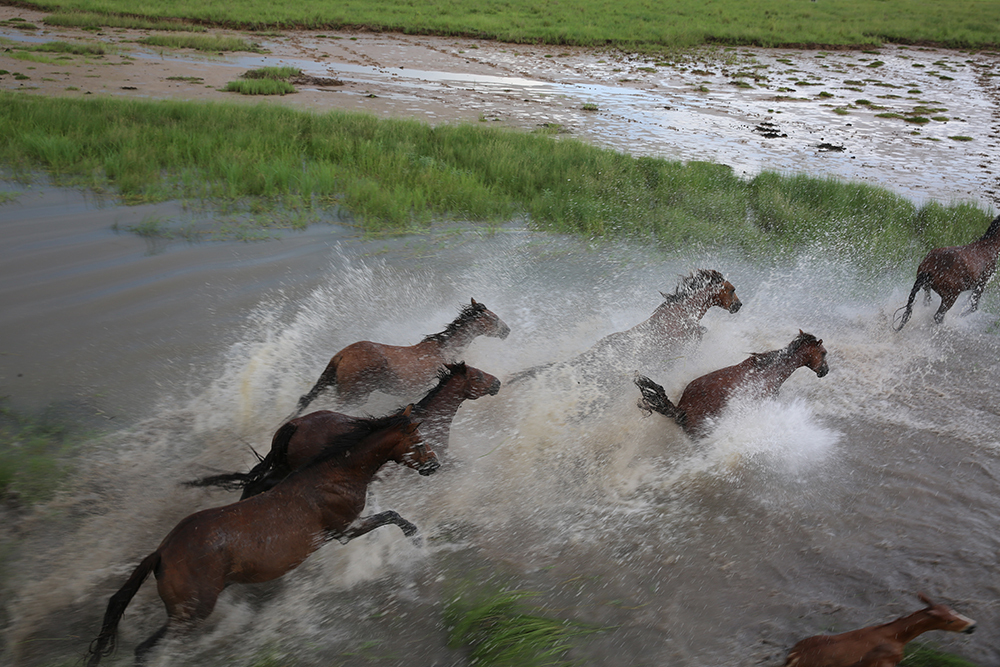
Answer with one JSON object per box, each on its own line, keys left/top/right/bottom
{"left": 635, "top": 330, "right": 828, "bottom": 437}
{"left": 297, "top": 298, "right": 509, "bottom": 412}
{"left": 189, "top": 362, "right": 500, "bottom": 498}
{"left": 784, "top": 593, "right": 976, "bottom": 667}
{"left": 509, "top": 269, "right": 742, "bottom": 384}
{"left": 85, "top": 409, "right": 437, "bottom": 667}
{"left": 894, "top": 213, "right": 1000, "bottom": 330}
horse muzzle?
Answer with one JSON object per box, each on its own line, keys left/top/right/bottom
{"left": 728, "top": 299, "right": 742, "bottom": 313}
{"left": 963, "top": 624, "right": 977, "bottom": 635}
{"left": 488, "top": 378, "right": 502, "bottom": 395}
{"left": 418, "top": 458, "right": 441, "bottom": 476}
{"left": 495, "top": 321, "right": 511, "bottom": 340}
{"left": 815, "top": 363, "right": 829, "bottom": 378}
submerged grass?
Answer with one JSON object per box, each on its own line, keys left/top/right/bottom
{"left": 445, "top": 589, "right": 600, "bottom": 666}
{"left": 17, "top": 0, "right": 1000, "bottom": 50}
{"left": 0, "top": 403, "right": 83, "bottom": 507}
{"left": 0, "top": 94, "right": 991, "bottom": 263}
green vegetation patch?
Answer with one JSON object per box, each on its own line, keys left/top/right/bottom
{"left": 45, "top": 11, "right": 207, "bottom": 32}
{"left": 27, "top": 41, "right": 108, "bottom": 56}
{"left": 223, "top": 78, "right": 296, "bottom": 95}
{"left": 901, "top": 643, "right": 980, "bottom": 666}
{"left": 241, "top": 66, "right": 302, "bottom": 80}
{"left": 446, "top": 590, "right": 600, "bottom": 667}
{"left": 0, "top": 403, "right": 83, "bottom": 506}
{"left": 138, "top": 34, "right": 261, "bottom": 52}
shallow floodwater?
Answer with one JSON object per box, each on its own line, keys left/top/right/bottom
{"left": 2, "top": 189, "right": 1000, "bottom": 667}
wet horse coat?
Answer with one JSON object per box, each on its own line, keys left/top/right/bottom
{"left": 784, "top": 593, "right": 976, "bottom": 667}
{"left": 636, "top": 331, "right": 828, "bottom": 437}
{"left": 85, "top": 411, "right": 437, "bottom": 667}
{"left": 189, "top": 363, "right": 501, "bottom": 497}
{"left": 297, "top": 298, "right": 509, "bottom": 411}
{"left": 895, "top": 213, "right": 1000, "bottom": 330}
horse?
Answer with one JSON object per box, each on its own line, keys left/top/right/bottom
{"left": 296, "top": 298, "right": 510, "bottom": 412}
{"left": 508, "top": 269, "right": 742, "bottom": 384}
{"left": 188, "top": 362, "right": 501, "bottom": 498}
{"left": 894, "top": 213, "right": 1000, "bottom": 330}
{"left": 783, "top": 593, "right": 976, "bottom": 667}
{"left": 84, "top": 409, "right": 438, "bottom": 667}
{"left": 635, "top": 330, "right": 828, "bottom": 437}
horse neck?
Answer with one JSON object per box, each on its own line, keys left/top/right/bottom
{"left": 414, "top": 377, "right": 466, "bottom": 425}
{"left": 979, "top": 214, "right": 1000, "bottom": 244}
{"left": 321, "top": 431, "right": 404, "bottom": 480}
{"left": 429, "top": 326, "right": 479, "bottom": 359}
{"left": 754, "top": 349, "right": 806, "bottom": 387}
{"left": 879, "top": 609, "right": 944, "bottom": 644}
{"left": 645, "top": 296, "right": 711, "bottom": 330}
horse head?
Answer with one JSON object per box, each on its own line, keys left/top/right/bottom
{"left": 918, "top": 593, "right": 976, "bottom": 634}
{"left": 662, "top": 269, "right": 742, "bottom": 316}
{"left": 456, "top": 362, "right": 501, "bottom": 399}
{"left": 712, "top": 279, "right": 742, "bottom": 313}
{"left": 394, "top": 406, "right": 440, "bottom": 476}
{"left": 795, "top": 330, "right": 829, "bottom": 377}
{"left": 470, "top": 298, "right": 511, "bottom": 340}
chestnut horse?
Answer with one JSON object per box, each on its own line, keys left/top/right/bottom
{"left": 784, "top": 593, "right": 976, "bottom": 667}
{"left": 188, "top": 362, "right": 500, "bottom": 498}
{"left": 85, "top": 409, "right": 437, "bottom": 667}
{"left": 894, "top": 213, "right": 1000, "bottom": 330}
{"left": 635, "top": 330, "right": 828, "bottom": 437}
{"left": 509, "top": 269, "right": 742, "bottom": 384}
{"left": 296, "top": 298, "right": 509, "bottom": 412}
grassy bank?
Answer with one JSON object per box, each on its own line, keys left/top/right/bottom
{"left": 0, "top": 93, "right": 991, "bottom": 265}
{"left": 20, "top": 0, "right": 1000, "bottom": 51}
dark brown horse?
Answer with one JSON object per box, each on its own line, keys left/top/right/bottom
{"left": 509, "top": 269, "right": 742, "bottom": 384}
{"left": 297, "top": 298, "right": 509, "bottom": 411}
{"left": 894, "top": 213, "right": 1000, "bottom": 330}
{"left": 635, "top": 331, "right": 829, "bottom": 437}
{"left": 85, "top": 409, "right": 437, "bottom": 667}
{"left": 189, "top": 362, "right": 500, "bottom": 498}
{"left": 784, "top": 593, "right": 975, "bottom": 667}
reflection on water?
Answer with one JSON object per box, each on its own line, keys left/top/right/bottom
{"left": 2, "top": 189, "right": 999, "bottom": 666}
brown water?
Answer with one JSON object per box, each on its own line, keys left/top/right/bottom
{"left": 2, "top": 187, "right": 1000, "bottom": 667}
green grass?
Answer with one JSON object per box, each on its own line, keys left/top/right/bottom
{"left": 17, "top": 0, "right": 1000, "bottom": 51}
{"left": 137, "top": 34, "right": 261, "bottom": 52}
{"left": 0, "top": 94, "right": 991, "bottom": 259}
{"left": 0, "top": 403, "right": 83, "bottom": 507}
{"left": 445, "top": 590, "right": 599, "bottom": 667}
{"left": 901, "top": 643, "right": 980, "bottom": 667}
{"left": 223, "top": 78, "right": 296, "bottom": 95}
{"left": 241, "top": 66, "right": 302, "bottom": 80}
{"left": 44, "top": 11, "right": 207, "bottom": 32}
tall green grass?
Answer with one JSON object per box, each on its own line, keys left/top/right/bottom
{"left": 137, "top": 34, "right": 260, "bottom": 52}
{"left": 0, "top": 94, "right": 991, "bottom": 263}
{"left": 446, "top": 590, "right": 599, "bottom": 666}
{"left": 901, "top": 643, "right": 980, "bottom": 667}
{"left": 20, "top": 0, "right": 1000, "bottom": 50}
{"left": 44, "top": 11, "right": 207, "bottom": 32}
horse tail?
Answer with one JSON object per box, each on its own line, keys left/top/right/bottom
{"left": 239, "top": 421, "right": 299, "bottom": 499}
{"left": 634, "top": 374, "right": 687, "bottom": 428}
{"left": 893, "top": 272, "right": 931, "bottom": 331}
{"left": 296, "top": 355, "right": 341, "bottom": 414}
{"left": 85, "top": 551, "right": 160, "bottom": 667}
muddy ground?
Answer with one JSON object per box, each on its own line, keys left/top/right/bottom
{"left": 1, "top": 6, "right": 999, "bottom": 210}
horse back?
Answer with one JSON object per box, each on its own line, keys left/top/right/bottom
{"left": 287, "top": 411, "right": 360, "bottom": 468}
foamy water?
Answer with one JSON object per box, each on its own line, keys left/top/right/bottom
{"left": 4, "top": 223, "right": 1000, "bottom": 666}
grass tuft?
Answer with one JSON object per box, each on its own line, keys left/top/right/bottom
{"left": 138, "top": 34, "right": 261, "bottom": 52}
{"left": 223, "top": 79, "right": 296, "bottom": 95}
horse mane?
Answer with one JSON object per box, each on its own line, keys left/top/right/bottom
{"left": 661, "top": 269, "right": 725, "bottom": 303}
{"left": 304, "top": 412, "right": 413, "bottom": 468}
{"left": 422, "top": 302, "right": 488, "bottom": 343}
{"left": 410, "top": 362, "right": 466, "bottom": 411}
{"left": 748, "top": 331, "right": 820, "bottom": 368}
{"left": 980, "top": 213, "right": 1000, "bottom": 241}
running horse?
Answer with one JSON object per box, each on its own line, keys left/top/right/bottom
{"left": 784, "top": 593, "right": 975, "bottom": 667}
{"left": 189, "top": 362, "right": 501, "bottom": 498}
{"left": 894, "top": 213, "right": 1000, "bottom": 330}
{"left": 635, "top": 330, "right": 829, "bottom": 437}
{"left": 296, "top": 298, "right": 509, "bottom": 412}
{"left": 84, "top": 409, "right": 438, "bottom": 667}
{"left": 508, "top": 269, "right": 742, "bottom": 384}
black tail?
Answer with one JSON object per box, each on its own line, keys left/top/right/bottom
{"left": 85, "top": 551, "right": 160, "bottom": 667}
{"left": 893, "top": 272, "right": 931, "bottom": 331}
{"left": 184, "top": 445, "right": 265, "bottom": 491}
{"left": 634, "top": 374, "right": 687, "bottom": 428}
{"left": 239, "top": 421, "right": 299, "bottom": 499}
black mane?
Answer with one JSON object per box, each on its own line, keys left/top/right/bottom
{"left": 304, "top": 412, "right": 413, "bottom": 468}
{"left": 748, "top": 331, "right": 820, "bottom": 368}
{"left": 422, "top": 302, "right": 489, "bottom": 343}
{"left": 661, "top": 269, "right": 725, "bottom": 303}
{"left": 980, "top": 214, "right": 1000, "bottom": 241}
{"left": 410, "top": 362, "right": 466, "bottom": 412}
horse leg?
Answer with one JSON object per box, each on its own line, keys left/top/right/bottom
{"left": 296, "top": 360, "right": 339, "bottom": 413}
{"left": 338, "top": 510, "right": 419, "bottom": 543}
{"left": 133, "top": 625, "right": 168, "bottom": 665}
{"left": 934, "top": 292, "right": 959, "bottom": 323}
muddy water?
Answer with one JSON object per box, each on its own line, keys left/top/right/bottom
{"left": 2, "top": 188, "right": 1000, "bottom": 667}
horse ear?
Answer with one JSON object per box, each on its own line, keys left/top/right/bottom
{"left": 471, "top": 297, "right": 478, "bottom": 306}
{"left": 918, "top": 592, "right": 934, "bottom": 607}
{"left": 799, "top": 329, "right": 805, "bottom": 335}
{"left": 407, "top": 421, "right": 423, "bottom": 434}
{"left": 402, "top": 404, "right": 413, "bottom": 417}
